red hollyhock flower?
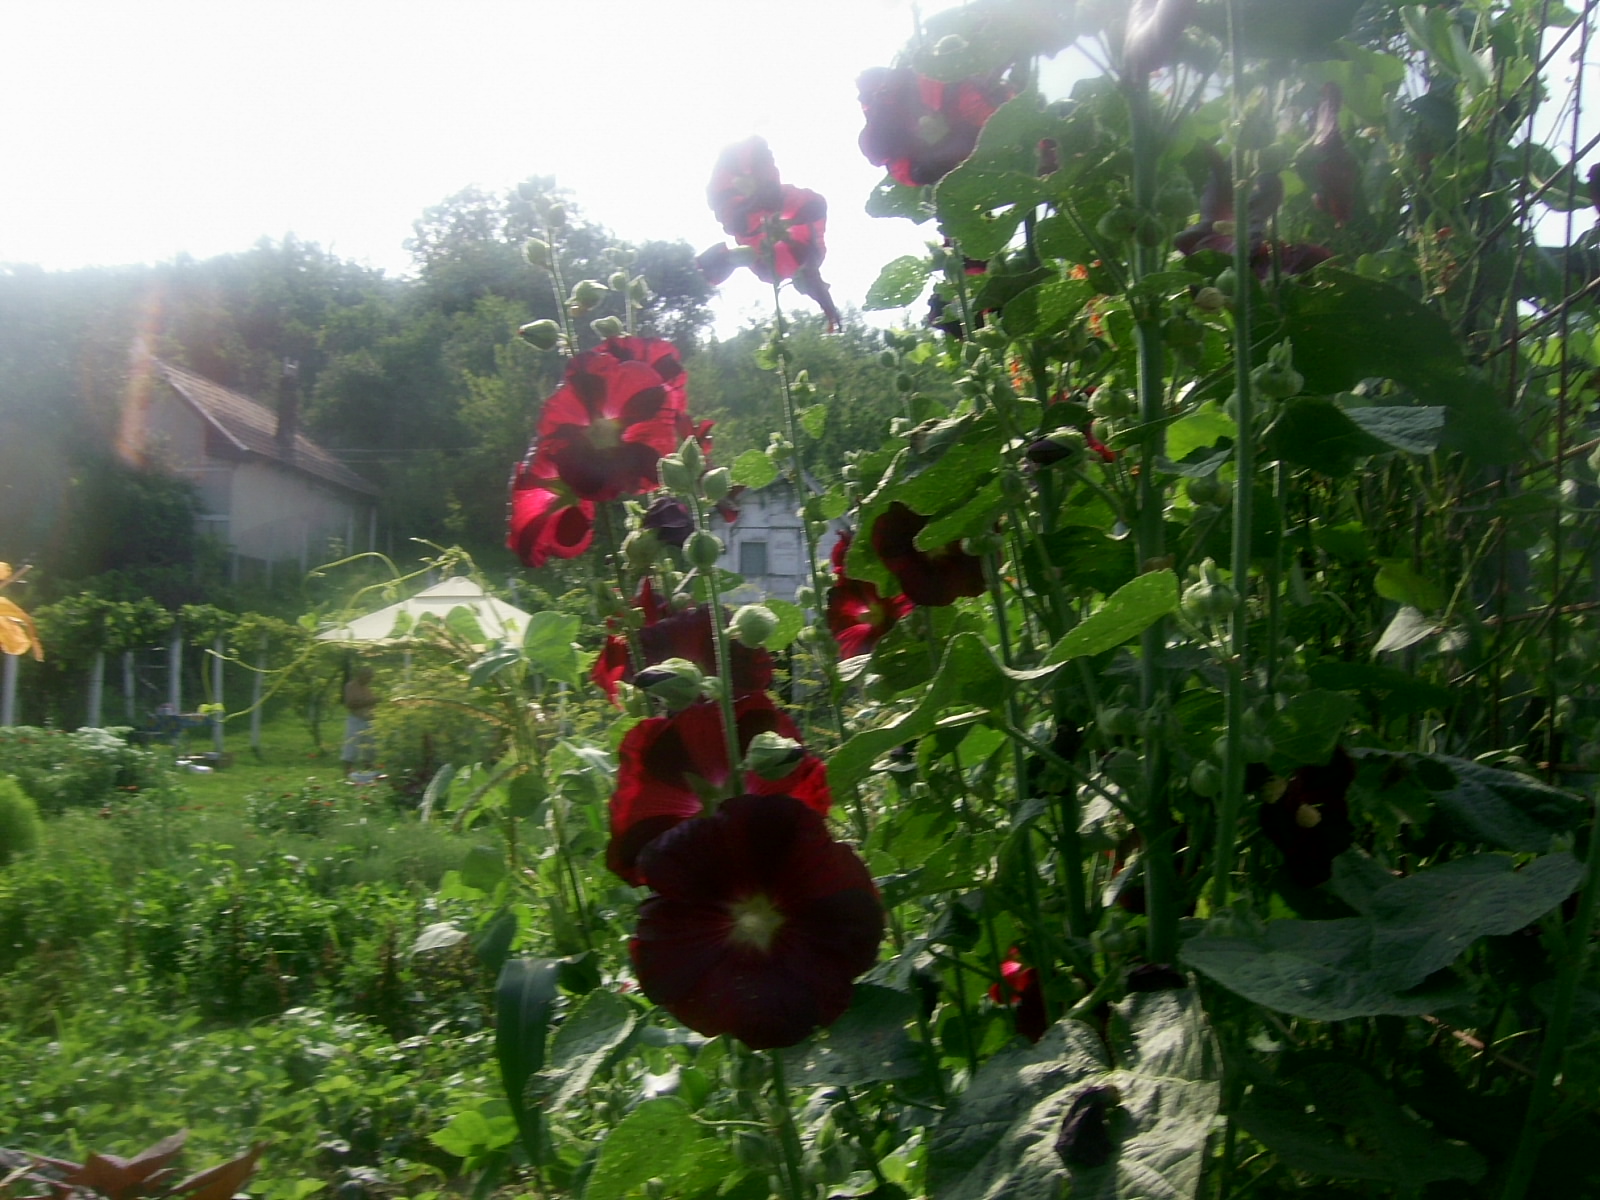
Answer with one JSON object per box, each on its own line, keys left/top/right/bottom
{"left": 857, "top": 67, "right": 1011, "bottom": 187}
{"left": 533, "top": 348, "right": 687, "bottom": 503}
{"left": 594, "top": 335, "right": 688, "bottom": 398}
{"left": 630, "top": 793, "right": 883, "bottom": 1049}
{"left": 507, "top": 453, "right": 593, "bottom": 567}
{"left": 1259, "top": 747, "right": 1356, "bottom": 888}
{"left": 592, "top": 590, "right": 775, "bottom": 706}
{"left": 608, "top": 694, "right": 830, "bottom": 884}
{"left": 989, "top": 951, "right": 1048, "bottom": 1043}
{"left": 871, "top": 501, "right": 987, "bottom": 608}
{"left": 826, "top": 531, "right": 911, "bottom": 659}
{"left": 1308, "top": 84, "right": 1359, "bottom": 226}
{"left": 708, "top": 136, "right": 785, "bottom": 240}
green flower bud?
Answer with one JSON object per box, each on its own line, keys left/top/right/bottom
{"left": 569, "top": 278, "right": 609, "bottom": 313}
{"left": 622, "top": 529, "right": 661, "bottom": 570}
{"left": 1098, "top": 706, "right": 1141, "bottom": 739}
{"left": 679, "top": 436, "right": 705, "bottom": 476}
{"left": 729, "top": 603, "right": 779, "bottom": 647}
{"left": 743, "top": 729, "right": 804, "bottom": 778}
{"left": 1192, "top": 286, "right": 1227, "bottom": 313}
{"left": 1090, "top": 388, "right": 1137, "bottom": 421}
{"left": 1190, "top": 759, "right": 1222, "bottom": 798}
{"left": 517, "top": 319, "right": 561, "bottom": 350}
{"left": 590, "top": 315, "right": 625, "bottom": 340}
{"left": 609, "top": 270, "right": 630, "bottom": 292}
{"left": 878, "top": 349, "right": 898, "bottom": 369}
{"left": 1185, "top": 474, "right": 1229, "bottom": 507}
{"left": 546, "top": 204, "right": 568, "bottom": 229}
{"left": 634, "top": 658, "right": 705, "bottom": 710}
{"left": 658, "top": 454, "right": 695, "bottom": 492}
{"left": 1213, "top": 268, "right": 1238, "bottom": 300}
{"left": 702, "top": 467, "right": 732, "bottom": 503}
{"left": 1251, "top": 361, "right": 1303, "bottom": 401}
{"left": 1182, "top": 577, "right": 1237, "bottom": 621}
{"left": 522, "top": 237, "right": 550, "bottom": 265}
{"left": 629, "top": 276, "right": 653, "bottom": 306}
{"left": 687, "top": 530, "right": 723, "bottom": 569}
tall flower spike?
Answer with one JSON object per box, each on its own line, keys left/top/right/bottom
{"left": 630, "top": 793, "right": 884, "bottom": 1050}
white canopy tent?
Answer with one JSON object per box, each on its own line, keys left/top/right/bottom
{"left": 316, "top": 577, "right": 532, "bottom": 644}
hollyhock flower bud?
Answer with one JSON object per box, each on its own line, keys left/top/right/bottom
{"left": 678, "top": 436, "right": 705, "bottom": 477}
{"left": 743, "top": 730, "right": 805, "bottom": 779}
{"left": 729, "top": 603, "right": 779, "bottom": 648}
{"left": 590, "top": 315, "right": 625, "bottom": 340}
{"left": 1193, "top": 286, "right": 1227, "bottom": 313}
{"left": 518, "top": 319, "right": 561, "bottom": 350}
{"left": 687, "top": 530, "right": 722, "bottom": 569}
{"left": 1026, "top": 434, "right": 1085, "bottom": 468}
{"left": 609, "top": 270, "right": 631, "bottom": 292}
{"left": 523, "top": 237, "right": 550, "bottom": 264}
{"left": 569, "top": 278, "right": 609, "bottom": 313}
{"left": 658, "top": 454, "right": 694, "bottom": 493}
{"left": 622, "top": 529, "right": 662, "bottom": 570}
{"left": 702, "top": 467, "right": 732, "bottom": 504}
{"left": 634, "top": 657, "right": 705, "bottom": 711}
{"left": 547, "top": 204, "right": 567, "bottom": 228}
{"left": 629, "top": 276, "right": 652, "bottom": 306}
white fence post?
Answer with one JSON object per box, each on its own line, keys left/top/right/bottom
{"left": 87, "top": 650, "right": 104, "bottom": 728}
{"left": 212, "top": 635, "right": 225, "bottom": 754}
{"left": 1, "top": 652, "right": 17, "bottom": 726}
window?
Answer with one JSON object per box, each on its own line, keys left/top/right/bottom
{"left": 739, "top": 540, "right": 768, "bottom": 577}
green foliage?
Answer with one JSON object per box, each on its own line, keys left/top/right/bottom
{"left": 0, "top": 776, "right": 42, "bottom": 866}
{"left": 244, "top": 777, "right": 339, "bottom": 836}
{"left": 0, "top": 726, "right": 171, "bottom": 814}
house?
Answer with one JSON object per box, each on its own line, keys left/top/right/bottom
{"left": 127, "top": 354, "right": 378, "bottom": 580}
{"left": 710, "top": 476, "right": 845, "bottom": 605}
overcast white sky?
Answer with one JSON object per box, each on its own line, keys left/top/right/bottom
{"left": 0, "top": 0, "right": 953, "bottom": 333}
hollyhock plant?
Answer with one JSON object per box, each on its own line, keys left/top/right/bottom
{"left": 506, "top": 453, "right": 594, "bottom": 567}
{"left": 826, "top": 532, "right": 912, "bottom": 659}
{"left": 592, "top": 591, "right": 775, "bottom": 706}
{"left": 1307, "top": 82, "right": 1359, "bottom": 225}
{"left": 989, "top": 951, "right": 1048, "bottom": 1043}
{"left": 871, "top": 501, "right": 987, "bottom": 607}
{"left": 608, "top": 694, "right": 831, "bottom": 884}
{"left": 534, "top": 348, "right": 688, "bottom": 502}
{"left": 630, "top": 793, "right": 883, "bottom": 1049}
{"left": 856, "top": 66, "right": 1011, "bottom": 187}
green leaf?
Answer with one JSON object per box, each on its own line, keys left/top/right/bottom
{"left": 798, "top": 402, "right": 829, "bottom": 439}
{"left": 461, "top": 844, "right": 505, "bottom": 891}
{"left": 538, "top": 989, "right": 637, "bottom": 1111}
{"left": 865, "top": 256, "right": 932, "bottom": 310}
{"left": 913, "top": 479, "right": 1008, "bottom": 551}
{"left": 866, "top": 174, "right": 933, "bottom": 222}
{"left": 1264, "top": 398, "right": 1391, "bottom": 477}
{"left": 1374, "top": 559, "right": 1445, "bottom": 611}
{"left": 830, "top": 633, "right": 1059, "bottom": 793}
{"left": 1373, "top": 605, "right": 1440, "bottom": 655}
{"left": 1391, "top": 753, "right": 1590, "bottom": 852}
{"left": 1239, "top": 1063, "right": 1485, "bottom": 1186}
{"left": 468, "top": 644, "right": 523, "bottom": 688}
{"left": 1184, "top": 853, "right": 1582, "bottom": 1019}
{"left": 444, "top": 606, "right": 488, "bottom": 645}
{"left": 495, "top": 957, "right": 561, "bottom": 1163}
{"left": 762, "top": 598, "right": 806, "bottom": 652}
{"left": 1346, "top": 405, "right": 1447, "bottom": 454}
{"left": 583, "top": 1098, "right": 737, "bottom": 1200}
{"left": 1044, "top": 571, "right": 1179, "bottom": 664}
{"left": 927, "top": 991, "right": 1220, "bottom": 1200}
{"left": 431, "top": 1104, "right": 518, "bottom": 1159}
{"left": 473, "top": 907, "right": 518, "bottom": 975}
{"left": 731, "top": 449, "right": 778, "bottom": 490}
{"left": 1306, "top": 662, "right": 1450, "bottom": 716}
{"left": 1266, "top": 690, "right": 1356, "bottom": 767}
{"left": 522, "top": 611, "right": 580, "bottom": 686}
{"left": 1166, "top": 404, "right": 1236, "bottom": 461}
{"left": 782, "top": 985, "right": 926, "bottom": 1087}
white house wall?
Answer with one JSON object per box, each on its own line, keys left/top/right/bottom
{"left": 712, "top": 482, "right": 844, "bottom": 605}
{"left": 229, "top": 460, "right": 365, "bottom": 566}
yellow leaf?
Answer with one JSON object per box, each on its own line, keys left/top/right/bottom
{"left": 0, "top": 562, "right": 11, "bottom": 583}
{"left": 0, "top": 596, "right": 43, "bottom": 660}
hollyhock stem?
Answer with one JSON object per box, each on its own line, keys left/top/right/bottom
{"left": 766, "top": 1051, "right": 809, "bottom": 1200}
{"left": 688, "top": 494, "right": 743, "bottom": 803}
{"left": 1128, "top": 71, "right": 1179, "bottom": 965}
{"left": 1213, "top": 0, "right": 1257, "bottom": 913}
{"left": 538, "top": 221, "right": 581, "bottom": 355}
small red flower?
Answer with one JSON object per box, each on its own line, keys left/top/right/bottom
{"left": 608, "top": 694, "right": 830, "bottom": 884}
{"left": 825, "top": 532, "right": 911, "bottom": 659}
{"left": 630, "top": 793, "right": 883, "bottom": 1050}
{"left": 857, "top": 67, "right": 1011, "bottom": 187}
{"left": 989, "top": 950, "right": 1049, "bottom": 1043}
{"left": 507, "top": 454, "right": 594, "bottom": 567}
{"left": 871, "top": 502, "right": 987, "bottom": 608}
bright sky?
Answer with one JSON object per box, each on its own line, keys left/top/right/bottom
{"left": 0, "top": 0, "right": 958, "bottom": 335}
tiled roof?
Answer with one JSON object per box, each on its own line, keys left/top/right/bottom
{"left": 154, "top": 358, "right": 378, "bottom": 497}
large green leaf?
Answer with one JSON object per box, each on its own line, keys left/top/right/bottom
{"left": 865, "top": 255, "right": 933, "bottom": 310}
{"left": 537, "top": 988, "right": 638, "bottom": 1111}
{"left": 522, "top": 611, "right": 581, "bottom": 687}
{"left": 927, "top": 991, "right": 1219, "bottom": 1200}
{"left": 1266, "top": 689, "right": 1356, "bottom": 767}
{"left": 1368, "top": 752, "right": 1590, "bottom": 852}
{"left": 583, "top": 1098, "right": 740, "bottom": 1200}
{"left": 730, "top": 449, "right": 778, "bottom": 490}
{"left": 1044, "top": 571, "right": 1179, "bottom": 663}
{"left": 1184, "top": 853, "right": 1582, "bottom": 1019}
{"left": 1263, "top": 398, "right": 1390, "bottom": 477}
{"left": 495, "top": 957, "right": 561, "bottom": 1164}
{"left": 782, "top": 984, "right": 926, "bottom": 1087}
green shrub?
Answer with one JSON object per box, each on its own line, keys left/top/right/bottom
{"left": 0, "top": 726, "right": 171, "bottom": 813}
{"left": 244, "top": 777, "right": 339, "bottom": 836}
{"left": 0, "top": 776, "right": 42, "bottom": 866}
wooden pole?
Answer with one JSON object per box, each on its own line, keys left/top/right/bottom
{"left": 123, "top": 650, "right": 136, "bottom": 723}
{"left": 250, "top": 636, "right": 266, "bottom": 754}
{"left": 1, "top": 653, "right": 16, "bottom": 726}
{"left": 87, "top": 650, "right": 104, "bottom": 727}
{"left": 167, "top": 626, "right": 182, "bottom": 712}
{"left": 211, "top": 635, "right": 225, "bottom": 754}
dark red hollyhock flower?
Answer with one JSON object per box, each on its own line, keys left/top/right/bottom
{"left": 1308, "top": 83, "right": 1359, "bottom": 226}
{"left": 1175, "top": 145, "right": 1334, "bottom": 279}
{"left": 595, "top": 335, "right": 688, "bottom": 398}
{"left": 1123, "top": 0, "right": 1198, "bottom": 76}
{"left": 608, "top": 694, "right": 830, "bottom": 884}
{"left": 989, "top": 951, "right": 1049, "bottom": 1043}
{"left": 1259, "top": 747, "right": 1356, "bottom": 888}
{"left": 871, "top": 501, "right": 987, "bottom": 608}
{"left": 630, "top": 793, "right": 883, "bottom": 1049}
{"left": 591, "top": 587, "right": 773, "bottom": 706}
{"left": 857, "top": 67, "right": 1011, "bottom": 187}
{"left": 535, "top": 350, "right": 687, "bottom": 502}
{"left": 507, "top": 453, "right": 593, "bottom": 567}
{"left": 826, "top": 532, "right": 912, "bottom": 659}
{"left": 641, "top": 496, "right": 694, "bottom": 548}
{"left": 708, "top": 136, "right": 784, "bottom": 240}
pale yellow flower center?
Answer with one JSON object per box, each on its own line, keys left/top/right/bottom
{"left": 727, "top": 893, "right": 785, "bottom": 954}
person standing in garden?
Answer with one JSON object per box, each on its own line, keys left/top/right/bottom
{"left": 341, "top": 664, "right": 379, "bottom": 781}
